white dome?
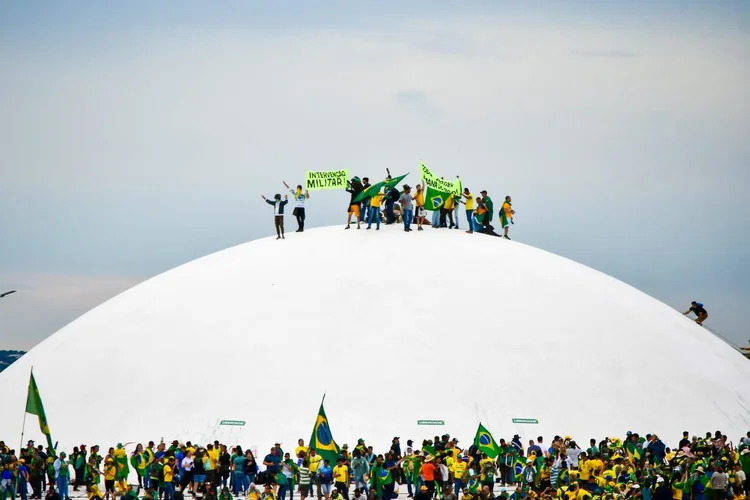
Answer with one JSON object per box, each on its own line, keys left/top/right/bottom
{"left": 2, "top": 226, "right": 749, "bottom": 457}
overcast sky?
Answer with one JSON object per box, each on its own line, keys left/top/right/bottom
{"left": 1, "top": 1, "right": 749, "bottom": 349}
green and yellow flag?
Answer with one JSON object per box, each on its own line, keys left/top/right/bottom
{"left": 309, "top": 400, "right": 340, "bottom": 465}
{"left": 26, "top": 372, "right": 55, "bottom": 453}
{"left": 474, "top": 423, "right": 501, "bottom": 458}
{"left": 353, "top": 173, "right": 409, "bottom": 203}
{"left": 420, "top": 162, "right": 461, "bottom": 211}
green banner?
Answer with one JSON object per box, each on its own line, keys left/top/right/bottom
{"left": 305, "top": 169, "right": 349, "bottom": 190}
{"left": 417, "top": 420, "right": 445, "bottom": 425}
{"left": 511, "top": 418, "right": 539, "bottom": 424}
{"left": 421, "top": 162, "right": 461, "bottom": 210}
{"left": 219, "top": 419, "right": 246, "bottom": 426}
{"left": 420, "top": 162, "right": 461, "bottom": 195}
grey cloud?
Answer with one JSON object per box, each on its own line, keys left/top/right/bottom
{"left": 394, "top": 89, "right": 439, "bottom": 119}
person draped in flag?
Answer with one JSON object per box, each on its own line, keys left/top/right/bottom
{"left": 283, "top": 182, "right": 310, "bottom": 233}
{"left": 683, "top": 301, "right": 708, "bottom": 326}
{"left": 500, "top": 196, "right": 515, "bottom": 240}
{"left": 345, "top": 177, "right": 364, "bottom": 230}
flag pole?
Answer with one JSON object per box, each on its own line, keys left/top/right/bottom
{"left": 19, "top": 366, "right": 32, "bottom": 453}
{"left": 17, "top": 366, "right": 32, "bottom": 498}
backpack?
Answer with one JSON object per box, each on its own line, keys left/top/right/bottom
{"left": 694, "top": 302, "right": 704, "bottom": 309}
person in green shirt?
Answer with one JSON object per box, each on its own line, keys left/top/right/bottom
{"left": 274, "top": 470, "right": 289, "bottom": 500}
{"left": 219, "top": 486, "right": 234, "bottom": 500}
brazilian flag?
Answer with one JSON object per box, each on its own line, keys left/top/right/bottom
{"left": 473, "top": 423, "right": 501, "bottom": 458}
{"left": 26, "top": 371, "right": 55, "bottom": 453}
{"left": 309, "top": 401, "right": 340, "bottom": 466}
{"left": 513, "top": 457, "right": 527, "bottom": 482}
{"left": 425, "top": 186, "right": 451, "bottom": 211}
{"left": 353, "top": 173, "right": 409, "bottom": 203}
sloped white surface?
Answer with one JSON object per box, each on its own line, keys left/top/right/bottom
{"left": 2, "top": 225, "right": 749, "bottom": 457}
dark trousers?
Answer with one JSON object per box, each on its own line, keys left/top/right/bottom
{"left": 293, "top": 207, "right": 305, "bottom": 231}
{"left": 385, "top": 201, "right": 395, "bottom": 223}
{"left": 383, "top": 483, "right": 395, "bottom": 500}
{"left": 274, "top": 215, "right": 284, "bottom": 236}
{"left": 440, "top": 209, "right": 454, "bottom": 227}
{"left": 335, "top": 482, "right": 349, "bottom": 500}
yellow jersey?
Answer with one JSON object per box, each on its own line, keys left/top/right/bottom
{"left": 163, "top": 464, "right": 174, "bottom": 483}
{"left": 464, "top": 193, "right": 474, "bottom": 210}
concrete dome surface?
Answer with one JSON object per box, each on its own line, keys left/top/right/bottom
{"left": 2, "top": 226, "right": 749, "bottom": 456}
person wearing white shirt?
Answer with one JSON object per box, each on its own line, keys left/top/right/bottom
{"left": 284, "top": 181, "right": 310, "bottom": 233}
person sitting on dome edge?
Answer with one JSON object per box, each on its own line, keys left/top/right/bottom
{"left": 261, "top": 193, "right": 289, "bottom": 240}
{"left": 683, "top": 301, "right": 708, "bottom": 326}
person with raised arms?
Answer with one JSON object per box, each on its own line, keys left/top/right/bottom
{"left": 261, "top": 194, "right": 289, "bottom": 240}
{"left": 283, "top": 182, "right": 309, "bottom": 233}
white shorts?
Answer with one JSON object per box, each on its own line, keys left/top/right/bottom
{"left": 417, "top": 207, "right": 426, "bottom": 217}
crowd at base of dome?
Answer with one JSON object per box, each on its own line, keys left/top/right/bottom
{"left": 2, "top": 431, "right": 750, "bottom": 500}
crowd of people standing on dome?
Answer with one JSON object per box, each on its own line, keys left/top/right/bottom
{"left": 3, "top": 430, "right": 750, "bottom": 500}
{"left": 261, "top": 169, "right": 515, "bottom": 240}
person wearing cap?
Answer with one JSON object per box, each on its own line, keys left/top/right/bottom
{"left": 54, "top": 452, "right": 71, "bottom": 500}
{"left": 18, "top": 457, "right": 31, "bottom": 500}
{"left": 399, "top": 186, "right": 415, "bottom": 232}
{"left": 103, "top": 458, "right": 117, "bottom": 500}
{"left": 163, "top": 457, "right": 176, "bottom": 500}
{"left": 262, "top": 193, "right": 289, "bottom": 239}
{"left": 351, "top": 451, "right": 370, "bottom": 495}
{"left": 345, "top": 177, "right": 364, "bottom": 230}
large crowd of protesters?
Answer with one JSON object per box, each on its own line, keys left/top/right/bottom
{"left": 2, "top": 430, "right": 750, "bottom": 500}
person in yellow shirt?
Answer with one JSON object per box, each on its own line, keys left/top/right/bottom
{"left": 308, "top": 450, "right": 323, "bottom": 500}
{"left": 453, "top": 456, "right": 469, "bottom": 493}
{"left": 441, "top": 194, "right": 456, "bottom": 228}
{"left": 163, "top": 457, "right": 176, "bottom": 500}
{"left": 295, "top": 440, "right": 309, "bottom": 461}
{"left": 333, "top": 458, "right": 350, "bottom": 498}
{"left": 462, "top": 188, "right": 475, "bottom": 233}
{"left": 500, "top": 195, "right": 515, "bottom": 240}
{"left": 367, "top": 190, "right": 385, "bottom": 230}
{"left": 104, "top": 459, "right": 117, "bottom": 500}
{"left": 414, "top": 181, "right": 426, "bottom": 230}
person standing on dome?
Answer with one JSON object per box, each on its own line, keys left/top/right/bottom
{"left": 345, "top": 177, "right": 364, "bottom": 230}
{"left": 500, "top": 196, "right": 515, "bottom": 240}
{"left": 359, "top": 177, "right": 371, "bottom": 225}
{"left": 683, "top": 301, "right": 708, "bottom": 326}
{"left": 366, "top": 188, "right": 384, "bottom": 231}
{"left": 283, "top": 182, "right": 309, "bottom": 233}
{"left": 399, "top": 185, "right": 414, "bottom": 232}
{"left": 413, "top": 181, "right": 426, "bottom": 231}
{"left": 262, "top": 194, "right": 289, "bottom": 240}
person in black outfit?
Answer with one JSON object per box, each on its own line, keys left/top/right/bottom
{"left": 345, "top": 177, "right": 364, "bottom": 230}
{"left": 684, "top": 301, "right": 708, "bottom": 325}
